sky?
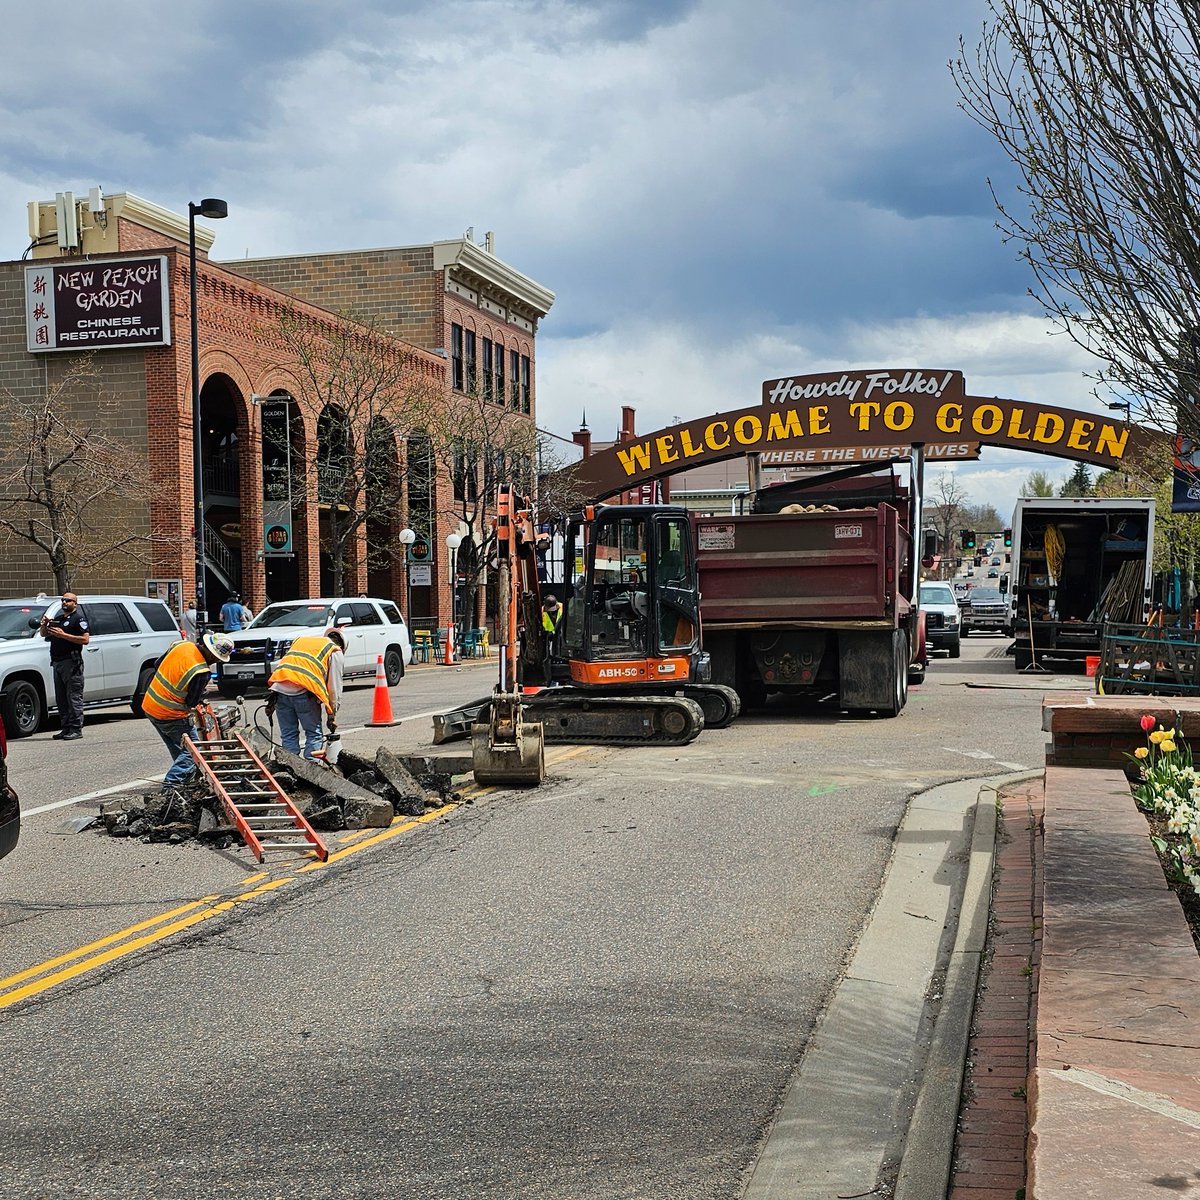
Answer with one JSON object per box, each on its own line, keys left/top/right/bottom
{"left": 0, "top": 0, "right": 1112, "bottom": 523}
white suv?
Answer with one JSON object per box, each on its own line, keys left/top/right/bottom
{"left": 216, "top": 597, "right": 413, "bottom": 697}
{"left": 0, "top": 595, "right": 184, "bottom": 736}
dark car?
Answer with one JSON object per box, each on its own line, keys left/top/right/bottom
{"left": 0, "top": 711, "right": 18, "bottom": 860}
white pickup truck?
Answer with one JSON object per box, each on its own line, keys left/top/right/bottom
{"left": 215, "top": 597, "right": 413, "bottom": 697}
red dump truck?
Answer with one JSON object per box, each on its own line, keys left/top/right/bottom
{"left": 692, "top": 466, "right": 926, "bottom": 716}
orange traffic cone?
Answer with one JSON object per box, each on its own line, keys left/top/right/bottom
{"left": 366, "top": 654, "right": 402, "bottom": 727}
{"left": 441, "top": 623, "right": 457, "bottom": 666}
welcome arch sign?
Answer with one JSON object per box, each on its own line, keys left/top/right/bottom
{"left": 556, "top": 368, "right": 1166, "bottom": 503}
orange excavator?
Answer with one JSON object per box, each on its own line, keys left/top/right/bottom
{"left": 467, "top": 486, "right": 739, "bottom": 785}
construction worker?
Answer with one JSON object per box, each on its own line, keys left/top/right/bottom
{"left": 541, "top": 595, "right": 562, "bottom": 682}
{"left": 542, "top": 595, "right": 562, "bottom": 635}
{"left": 266, "top": 628, "right": 345, "bottom": 759}
{"left": 141, "top": 632, "right": 234, "bottom": 792}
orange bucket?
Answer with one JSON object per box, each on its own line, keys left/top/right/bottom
{"left": 1085, "top": 655, "right": 1100, "bottom": 677}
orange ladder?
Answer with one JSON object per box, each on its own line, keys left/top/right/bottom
{"left": 185, "top": 710, "right": 328, "bottom": 863}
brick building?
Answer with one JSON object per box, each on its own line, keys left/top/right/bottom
{"left": 0, "top": 189, "right": 553, "bottom": 635}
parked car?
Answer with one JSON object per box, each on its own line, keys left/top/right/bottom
{"left": 962, "top": 587, "right": 1008, "bottom": 637}
{"left": 0, "top": 709, "right": 18, "bottom": 860}
{"left": 216, "top": 597, "right": 413, "bottom": 697}
{"left": 919, "top": 581, "right": 961, "bottom": 658}
{"left": 0, "top": 595, "right": 184, "bottom": 737}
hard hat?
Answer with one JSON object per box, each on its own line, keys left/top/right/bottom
{"left": 203, "top": 632, "right": 235, "bottom": 662}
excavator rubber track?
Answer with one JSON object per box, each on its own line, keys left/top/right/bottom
{"left": 524, "top": 691, "right": 705, "bottom": 747}
{"left": 681, "top": 683, "right": 741, "bottom": 729}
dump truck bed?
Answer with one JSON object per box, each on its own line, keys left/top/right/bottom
{"left": 694, "top": 503, "right": 903, "bottom": 627}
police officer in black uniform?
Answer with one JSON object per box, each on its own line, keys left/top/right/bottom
{"left": 41, "top": 592, "right": 89, "bottom": 740}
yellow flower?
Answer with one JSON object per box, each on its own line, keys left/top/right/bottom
{"left": 1161, "top": 740, "right": 1177, "bottom": 753}
{"left": 1150, "top": 731, "right": 1166, "bottom": 744}
{"left": 1134, "top": 746, "right": 1149, "bottom": 759}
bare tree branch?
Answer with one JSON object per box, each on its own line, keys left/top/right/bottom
{"left": 951, "top": 0, "right": 1200, "bottom": 437}
{"left": 275, "top": 307, "right": 441, "bottom": 596}
{"left": 0, "top": 356, "right": 166, "bottom": 591}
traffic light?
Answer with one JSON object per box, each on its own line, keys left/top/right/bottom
{"left": 960, "top": 530, "right": 977, "bottom": 551}
{"left": 1003, "top": 528, "right": 1012, "bottom": 547}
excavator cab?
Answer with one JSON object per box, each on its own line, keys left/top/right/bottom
{"left": 456, "top": 496, "right": 736, "bottom": 770}
{"left": 559, "top": 505, "right": 708, "bottom": 688}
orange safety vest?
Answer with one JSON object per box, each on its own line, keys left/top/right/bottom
{"left": 142, "top": 641, "right": 209, "bottom": 722}
{"left": 268, "top": 636, "right": 337, "bottom": 714}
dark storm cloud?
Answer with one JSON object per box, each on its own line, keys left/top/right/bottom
{"left": 0, "top": 0, "right": 1091, "bottom": 518}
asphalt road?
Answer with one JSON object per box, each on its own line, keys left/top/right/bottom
{"left": 0, "top": 640, "right": 1065, "bottom": 1198}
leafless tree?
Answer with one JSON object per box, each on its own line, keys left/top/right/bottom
{"left": 0, "top": 356, "right": 160, "bottom": 592}
{"left": 964, "top": 502, "right": 1005, "bottom": 532}
{"left": 952, "top": 1, "right": 1200, "bottom": 435}
{"left": 927, "top": 471, "right": 973, "bottom": 577}
{"left": 406, "top": 385, "right": 540, "bottom": 635}
{"left": 276, "top": 307, "right": 439, "bottom": 596}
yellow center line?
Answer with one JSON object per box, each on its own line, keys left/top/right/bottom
{"left": 297, "top": 802, "right": 458, "bottom": 870}
{"left": 0, "top": 878, "right": 293, "bottom": 1010}
{"left": 1, "top": 772, "right": 518, "bottom": 1007}
{"left": 0, "top": 895, "right": 222, "bottom": 992}
{"left": 547, "top": 744, "right": 595, "bottom": 765}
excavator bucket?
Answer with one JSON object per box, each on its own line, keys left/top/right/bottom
{"left": 471, "top": 694, "right": 545, "bottom": 787}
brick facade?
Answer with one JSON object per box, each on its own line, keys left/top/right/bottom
{"left": 1, "top": 203, "right": 553, "bottom": 637}
{"left": 231, "top": 237, "right": 552, "bottom": 631}
{"left": 230, "top": 246, "right": 442, "bottom": 349}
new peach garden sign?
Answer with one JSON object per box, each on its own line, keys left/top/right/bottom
{"left": 557, "top": 368, "right": 1165, "bottom": 503}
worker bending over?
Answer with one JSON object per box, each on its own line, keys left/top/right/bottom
{"left": 267, "top": 628, "right": 345, "bottom": 759}
{"left": 141, "top": 632, "right": 235, "bottom": 794}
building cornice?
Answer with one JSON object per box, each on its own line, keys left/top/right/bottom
{"left": 108, "top": 192, "right": 217, "bottom": 252}
{"left": 432, "top": 239, "right": 555, "bottom": 318}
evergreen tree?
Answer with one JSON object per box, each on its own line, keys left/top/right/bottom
{"left": 1059, "top": 462, "right": 1093, "bottom": 497}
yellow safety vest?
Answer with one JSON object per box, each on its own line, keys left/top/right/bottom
{"left": 142, "top": 642, "right": 209, "bottom": 722}
{"left": 268, "top": 636, "right": 337, "bottom": 714}
{"left": 542, "top": 609, "right": 561, "bottom": 633}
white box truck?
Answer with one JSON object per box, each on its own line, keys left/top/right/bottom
{"left": 1008, "top": 496, "right": 1155, "bottom": 671}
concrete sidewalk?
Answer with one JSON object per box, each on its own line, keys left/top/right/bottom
{"left": 743, "top": 772, "right": 1021, "bottom": 1199}
{"left": 744, "top": 754, "right": 1199, "bottom": 1198}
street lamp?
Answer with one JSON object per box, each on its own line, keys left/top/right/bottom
{"left": 398, "top": 527, "right": 416, "bottom": 622}
{"left": 446, "top": 532, "right": 463, "bottom": 663}
{"left": 188, "top": 197, "right": 228, "bottom": 628}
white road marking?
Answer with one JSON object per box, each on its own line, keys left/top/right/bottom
{"left": 25, "top": 777, "right": 166, "bottom": 817}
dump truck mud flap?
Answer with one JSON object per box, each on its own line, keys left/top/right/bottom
{"left": 839, "top": 629, "right": 902, "bottom": 713}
